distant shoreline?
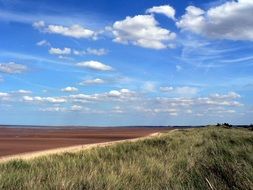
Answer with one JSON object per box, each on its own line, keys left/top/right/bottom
{"left": 0, "top": 124, "right": 250, "bottom": 129}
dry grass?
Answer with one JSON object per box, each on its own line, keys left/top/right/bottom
{"left": 0, "top": 127, "right": 252, "bottom": 190}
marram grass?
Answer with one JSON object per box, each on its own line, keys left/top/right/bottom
{"left": 0, "top": 127, "right": 252, "bottom": 190}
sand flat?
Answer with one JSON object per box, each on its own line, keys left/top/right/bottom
{"left": 0, "top": 131, "right": 165, "bottom": 163}
{"left": 0, "top": 126, "right": 169, "bottom": 159}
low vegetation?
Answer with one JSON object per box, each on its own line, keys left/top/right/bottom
{"left": 0, "top": 127, "right": 252, "bottom": 190}
{"left": 216, "top": 123, "right": 233, "bottom": 128}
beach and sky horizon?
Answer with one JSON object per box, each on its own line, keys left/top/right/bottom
{"left": 0, "top": 0, "right": 253, "bottom": 126}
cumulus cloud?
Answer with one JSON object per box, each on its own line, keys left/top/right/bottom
{"left": 69, "top": 94, "right": 98, "bottom": 103}
{"left": 15, "top": 88, "right": 243, "bottom": 117}
{"left": 49, "top": 47, "right": 71, "bottom": 55}
{"left": 70, "top": 105, "right": 83, "bottom": 111}
{"left": 0, "top": 92, "right": 9, "bottom": 97}
{"left": 156, "top": 92, "right": 242, "bottom": 107}
{"left": 177, "top": 0, "right": 253, "bottom": 41}
{"left": 0, "top": 92, "right": 9, "bottom": 99}
{"left": 61, "top": 87, "right": 78, "bottom": 93}
{"left": 109, "top": 15, "right": 176, "bottom": 49}
{"left": 40, "top": 107, "right": 67, "bottom": 112}
{"left": 48, "top": 47, "right": 107, "bottom": 57}
{"left": 0, "top": 92, "right": 11, "bottom": 102}
{"left": 134, "top": 106, "right": 178, "bottom": 116}
{"left": 160, "top": 86, "right": 198, "bottom": 96}
{"left": 79, "top": 78, "right": 105, "bottom": 85}
{"left": 23, "top": 96, "right": 67, "bottom": 103}
{"left": 0, "top": 62, "right": 27, "bottom": 74}
{"left": 33, "top": 21, "right": 97, "bottom": 39}
{"left": 69, "top": 89, "right": 136, "bottom": 103}
{"left": 146, "top": 5, "right": 176, "bottom": 20}
{"left": 76, "top": 61, "right": 113, "bottom": 71}
{"left": 210, "top": 92, "right": 241, "bottom": 99}
{"left": 86, "top": 48, "right": 107, "bottom": 56}
{"left": 73, "top": 48, "right": 108, "bottom": 56}
{"left": 40, "top": 105, "right": 89, "bottom": 112}
{"left": 107, "top": 89, "right": 136, "bottom": 100}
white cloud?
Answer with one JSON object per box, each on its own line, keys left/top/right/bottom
{"left": 33, "top": 20, "right": 45, "bottom": 28}
{"left": 160, "top": 86, "right": 198, "bottom": 96}
{"left": 70, "top": 105, "right": 83, "bottom": 111}
{"left": 177, "top": 0, "right": 253, "bottom": 41}
{"left": 146, "top": 5, "right": 176, "bottom": 20}
{"left": 23, "top": 96, "right": 67, "bottom": 103}
{"left": 175, "top": 86, "right": 199, "bottom": 96}
{"left": 69, "top": 89, "right": 136, "bottom": 103}
{"left": 73, "top": 48, "right": 107, "bottom": 56}
{"left": 134, "top": 106, "right": 178, "bottom": 116}
{"left": 210, "top": 92, "right": 241, "bottom": 99}
{"left": 154, "top": 108, "right": 178, "bottom": 113}
{"left": 107, "top": 89, "right": 136, "bottom": 99}
{"left": 33, "top": 21, "right": 96, "bottom": 39}
{"left": 0, "top": 62, "right": 27, "bottom": 74}
{"left": 79, "top": 78, "right": 105, "bottom": 85}
{"left": 69, "top": 94, "right": 98, "bottom": 103}
{"left": 112, "top": 106, "right": 124, "bottom": 113}
{"left": 0, "top": 92, "right": 10, "bottom": 101}
{"left": 0, "top": 92, "right": 9, "bottom": 97}
{"left": 36, "top": 40, "right": 51, "bottom": 47}
{"left": 76, "top": 61, "right": 113, "bottom": 71}
{"left": 207, "top": 106, "right": 236, "bottom": 114}
{"left": 16, "top": 90, "right": 32, "bottom": 94}
{"left": 61, "top": 87, "right": 78, "bottom": 93}
{"left": 40, "top": 107, "right": 67, "bottom": 112}
{"left": 185, "top": 109, "right": 193, "bottom": 114}
{"left": 217, "top": 109, "right": 236, "bottom": 114}
{"left": 176, "top": 6, "right": 206, "bottom": 34}
{"left": 160, "top": 86, "right": 174, "bottom": 92}
{"left": 109, "top": 15, "right": 176, "bottom": 49}
{"left": 156, "top": 92, "right": 242, "bottom": 107}
{"left": 108, "top": 90, "right": 121, "bottom": 97}
{"left": 86, "top": 48, "right": 107, "bottom": 56}
{"left": 16, "top": 88, "right": 243, "bottom": 117}
{"left": 143, "top": 82, "right": 156, "bottom": 92}
{"left": 49, "top": 47, "right": 71, "bottom": 55}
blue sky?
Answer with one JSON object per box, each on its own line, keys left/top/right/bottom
{"left": 0, "top": 0, "right": 252, "bottom": 126}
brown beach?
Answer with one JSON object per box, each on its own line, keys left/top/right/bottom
{"left": 0, "top": 126, "right": 169, "bottom": 159}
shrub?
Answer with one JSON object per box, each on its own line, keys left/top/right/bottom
{"left": 222, "top": 123, "right": 232, "bottom": 128}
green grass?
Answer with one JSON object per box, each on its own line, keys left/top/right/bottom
{"left": 0, "top": 127, "right": 252, "bottom": 190}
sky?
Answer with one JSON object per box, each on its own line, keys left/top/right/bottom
{"left": 0, "top": 0, "right": 252, "bottom": 126}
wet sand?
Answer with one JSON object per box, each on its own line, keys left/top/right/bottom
{"left": 0, "top": 126, "right": 169, "bottom": 158}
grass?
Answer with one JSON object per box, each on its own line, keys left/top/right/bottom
{"left": 0, "top": 127, "right": 252, "bottom": 190}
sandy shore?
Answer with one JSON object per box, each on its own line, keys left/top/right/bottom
{"left": 0, "top": 132, "right": 162, "bottom": 163}
{"left": 0, "top": 126, "right": 169, "bottom": 163}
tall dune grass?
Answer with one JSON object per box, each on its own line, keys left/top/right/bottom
{"left": 0, "top": 127, "right": 252, "bottom": 189}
